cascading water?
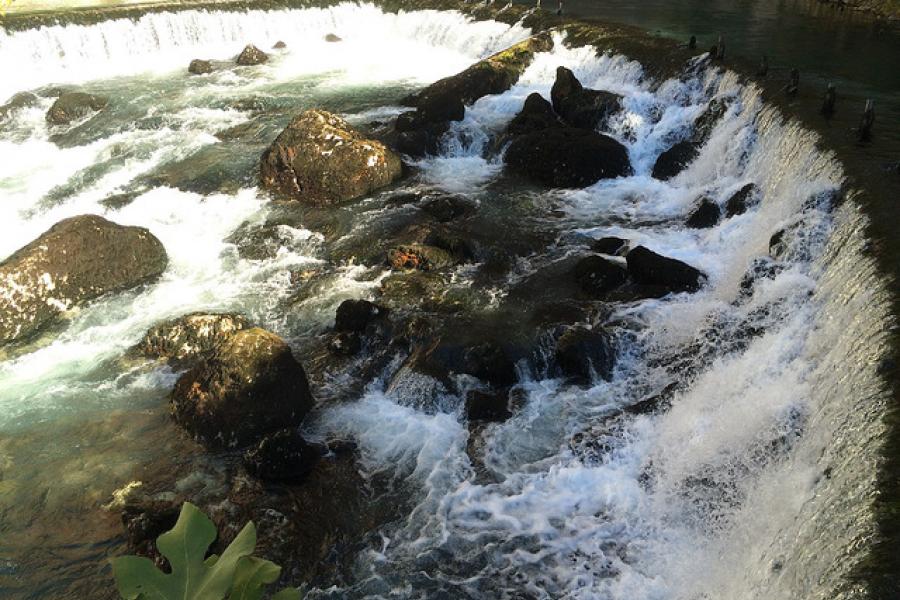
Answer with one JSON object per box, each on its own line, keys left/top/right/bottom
{"left": 0, "top": 3, "right": 891, "bottom": 599}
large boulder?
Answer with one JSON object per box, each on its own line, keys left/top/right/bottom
{"left": 685, "top": 197, "right": 721, "bottom": 228}
{"left": 132, "top": 313, "right": 249, "bottom": 366}
{"left": 651, "top": 140, "right": 699, "bottom": 180}
{"left": 550, "top": 66, "right": 622, "bottom": 130}
{"left": 242, "top": 428, "right": 320, "bottom": 482}
{"left": 0, "top": 215, "right": 167, "bottom": 346}
{"left": 334, "top": 299, "right": 384, "bottom": 333}
{"left": 625, "top": 246, "right": 706, "bottom": 294}
{"left": 573, "top": 255, "right": 628, "bottom": 295}
{"left": 170, "top": 328, "right": 313, "bottom": 448}
{"left": 235, "top": 44, "right": 269, "bottom": 66}
{"left": 260, "top": 109, "right": 403, "bottom": 205}
{"left": 505, "top": 127, "right": 632, "bottom": 187}
{"left": 46, "top": 91, "right": 107, "bottom": 125}
{"left": 503, "top": 92, "right": 563, "bottom": 139}
{"left": 555, "top": 326, "right": 616, "bottom": 383}
{"left": 187, "top": 59, "right": 213, "bottom": 75}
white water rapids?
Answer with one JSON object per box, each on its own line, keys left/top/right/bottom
{"left": 0, "top": 3, "right": 891, "bottom": 600}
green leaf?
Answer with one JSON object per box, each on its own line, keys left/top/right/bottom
{"left": 228, "top": 556, "right": 281, "bottom": 600}
{"left": 112, "top": 502, "right": 258, "bottom": 600}
{"left": 270, "top": 588, "right": 302, "bottom": 600}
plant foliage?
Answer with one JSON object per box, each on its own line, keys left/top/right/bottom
{"left": 111, "top": 502, "right": 300, "bottom": 600}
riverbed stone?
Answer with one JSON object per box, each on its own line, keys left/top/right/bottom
{"left": 686, "top": 197, "right": 721, "bottom": 228}
{"left": 573, "top": 254, "right": 629, "bottom": 295}
{"left": 170, "top": 327, "right": 314, "bottom": 448}
{"left": 235, "top": 44, "right": 269, "bottom": 66}
{"left": 260, "top": 109, "right": 403, "bottom": 205}
{"left": 132, "top": 313, "right": 249, "bottom": 366}
{"left": 652, "top": 140, "right": 699, "bottom": 180}
{"left": 625, "top": 245, "right": 706, "bottom": 293}
{"left": 45, "top": 91, "right": 107, "bottom": 125}
{"left": 724, "top": 183, "right": 760, "bottom": 217}
{"left": 555, "top": 326, "right": 616, "bottom": 383}
{"left": 187, "top": 59, "right": 213, "bottom": 75}
{"left": 550, "top": 66, "right": 622, "bottom": 130}
{"left": 242, "top": 428, "right": 320, "bottom": 482}
{"left": 0, "top": 215, "right": 167, "bottom": 347}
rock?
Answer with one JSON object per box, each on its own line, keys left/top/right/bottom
{"left": 324, "top": 33, "right": 342, "bottom": 42}
{"left": 132, "top": 313, "right": 249, "bottom": 366}
{"left": 170, "top": 328, "right": 314, "bottom": 448}
{"left": 555, "top": 326, "right": 615, "bottom": 383}
{"left": 0, "top": 92, "right": 39, "bottom": 122}
{"left": 45, "top": 91, "right": 107, "bottom": 125}
{"left": 651, "top": 140, "right": 699, "bottom": 180}
{"left": 236, "top": 44, "right": 269, "bottom": 66}
{"left": 121, "top": 494, "right": 180, "bottom": 568}
{"left": 462, "top": 341, "right": 517, "bottom": 387}
{"left": 724, "top": 183, "right": 759, "bottom": 217}
{"left": 503, "top": 92, "right": 562, "bottom": 139}
{"left": 465, "top": 389, "right": 511, "bottom": 422}
{"left": 591, "top": 237, "right": 628, "bottom": 255}
{"left": 242, "top": 428, "right": 319, "bottom": 482}
{"left": 390, "top": 124, "right": 447, "bottom": 157}
{"left": 387, "top": 244, "right": 454, "bottom": 271}
{"left": 686, "top": 197, "right": 721, "bottom": 228}
{"left": 738, "top": 257, "right": 784, "bottom": 297}
{"left": 334, "top": 299, "right": 383, "bottom": 333}
{"left": 272, "top": 41, "right": 287, "bottom": 49}
{"left": 505, "top": 127, "right": 632, "bottom": 187}
{"left": 328, "top": 331, "right": 362, "bottom": 356}
{"left": 420, "top": 195, "right": 475, "bottom": 222}
{"left": 692, "top": 98, "right": 727, "bottom": 144}
{"left": 187, "top": 59, "right": 213, "bottom": 75}
{"left": 0, "top": 215, "right": 167, "bottom": 347}
{"left": 260, "top": 109, "right": 403, "bottom": 205}
{"left": 550, "top": 66, "right": 622, "bottom": 129}
{"left": 398, "top": 34, "right": 552, "bottom": 133}
{"left": 573, "top": 255, "right": 628, "bottom": 295}
{"left": 625, "top": 246, "right": 706, "bottom": 294}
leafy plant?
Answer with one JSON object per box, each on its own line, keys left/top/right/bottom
{"left": 112, "top": 502, "right": 300, "bottom": 600}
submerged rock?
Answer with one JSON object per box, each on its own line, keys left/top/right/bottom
{"left": 235, "top": 44, "right": 269, "bottom": 66}
{"left": 45, "top": 91, "right": 107, "bottom": 125}
{"left": 387, "top": 244, "right": 455, "bottom": 271}
{"left": 334, "top": 299, "right": 384, "bottom": 333}
{"left": 243, "top": 428, "right": 320, "bottom": 482}
{"left": 555, "top": 326, "right": 616, "bottom": 383}
{"left": 686, "top": 197, "right": 721, "bottom": 228}
{"left": 465, "top": 389, "right": 512, "bottom": 422}
{"left": 505, "top": 127, "right": 632, "bottom": 187}
{"left": 626, "top": 246, "right": 706, "bottom": 293}
{"left": 260, "top": 109, "right": 403, "bottom": 205}
{"left": 187, "top": 59, "right": 213, "bottom": 75}
{"left": 0, "top": 215, "right": 167, "bottom": 347}
{"left": 170, "top": 328, "right": 314, "bottom": 448}
{"left": 651, "top": 140, "right": 699, "bottom": 180}
{"left": 591, "top": 236, "right": 628, "bottom": 255}
{"left": 132, "top": 313, "right": 249, "bottom": 366}
{"left": 550, "top": 66, "right": 622, "bottom": 130}
{"left": 0, "top": 92, "right": 39, "bottom": 122}
{"left": 724, "top": 183, "right": 760, "bottom": 217}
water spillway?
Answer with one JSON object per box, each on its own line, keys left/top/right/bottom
{"left": 0, "top": 2, "right": 892, "bottom": 599}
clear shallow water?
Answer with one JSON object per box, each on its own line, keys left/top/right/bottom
{"left": 0, "top": 3, "right": 893, "bottom": 599}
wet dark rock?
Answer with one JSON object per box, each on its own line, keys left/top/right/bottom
{"left": 692, "top": 98, "right": 727, "bottom": 145}
{"left": 121, "top": 494, "right": 180, "bottom": 569}
{"left": 555, "top": 326, "right": 616, "bottom": 383}
{"left": 573, "top": 255, "right": 628, "bottom": 295}
{"left": 242, "top": 428, "right": 320, "bottom": 482}
{"left": 142, "top": 144, "right": 251, "bottom": 195}
{"left": 387, "top": 244, "right": 455, "bottom": 271}
{"left": 260, "top": 109, "right": 403, "bottom": 205}
{"left": 0, "top": 92, "right": 39, "bottom": 122}
{"left": 272, "top": 40, "right": 287, "bottom": 49}
{"left": 626, "top": 246, "right": 706, "bottom": 294}
{"left": 505, "top": 127, "right": 632, "bottom": 187}
{"left": 502, "top": 92, "right": 562, "bottom": 139}
{"left": 132, "top": 313, "right": 249, "bottom": 367}
{"left": 45, "top": 91, "right": 107, "bottom": 125}
{"left": 739, "top": 257, "right": 785, "bottom": 297}
{"left": 170, "top": 327, "right": 314, "bottom": 449}
{"left": 724, "top": 183, "right": 759, "bottom": 217}
{"left": 187, "top": 59, "right": 213, "bottom": 75}
{"left": 651, "top": 140, "right": 699, "bottom": 180}
{"left": 328, "top": 331, "right": 362, "bottom": 356}
{"left": 389, "top": 122, "right": 449, "bottom": 157}
{"left": 465, "top": 389, "right": 512, "bottom": 422}
{"left": 686, "top": 197, "right": 721, "bottom": 228}
{"left": 334, "top": 299, "right": 384, "bottom": 333}
{"left": 591, "top": 237, "right": 628, "bottom": 255}
{"left": 550, "top": 66, "right": 622, "bottom": 130}
{"left": 235, "top": 44, "right": 269, "bottom": 66}
{"left": 0, "top": 215, "right": 167, "bottom": 347}
{"left": 420, "top": 195, "right": 475, "bottom": 222}
{"left": 462, "top": 341, "right": 518, "bottom": 387}
{"left": 324, "top": 33, "right": 343, "bottom": 43}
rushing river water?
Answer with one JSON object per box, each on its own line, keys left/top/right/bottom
{"left": 0, "top": 2, "right": 895, "bottom": 599}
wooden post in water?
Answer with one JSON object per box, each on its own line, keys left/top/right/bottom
{"left": 822, "top": 83, "right": 836, "bottom": 117}
{"left": 757, "top": 55, "right": 768, "bottom": 77}
{"left": 716, "top": 34, "right": 725, "bottom": 60}
{"left": 786, "top": 68, "right": 799, "bottom": 97}
{"left": 689, "top": 35, "right": 697, "bottom": 49}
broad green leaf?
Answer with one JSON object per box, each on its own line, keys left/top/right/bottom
{"left": 270, "top": 588, "right": 302, "bottom": 600}
{"left": 112, "top": 502, "right": 258, "bottom": 600}
{"left": 228, "top": 556, "right": 281, "bottom": 600}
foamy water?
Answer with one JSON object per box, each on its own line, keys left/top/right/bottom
{"left": 0, "top": 4, "right": 890, "bottom": 600}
